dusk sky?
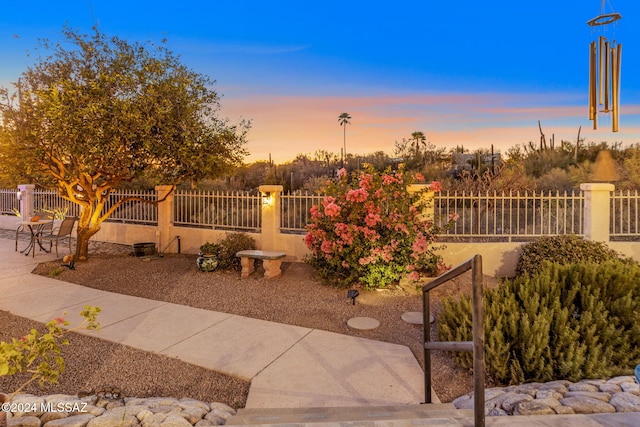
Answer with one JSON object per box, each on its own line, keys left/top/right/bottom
{"left": 1, "top": 1, "right": 639, "bottom": 163}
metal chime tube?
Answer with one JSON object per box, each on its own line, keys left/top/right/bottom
{"left": 604, "top": 40, "right": 610, "bottom": 112}
{"left": 612, "top": 43, "right": 622, "bottom": 132}
{"left": 589, "top": 41, "right": 598, "bottom": 128}
{"left": 599, "top": 36, "right": 606, "bottom": 105}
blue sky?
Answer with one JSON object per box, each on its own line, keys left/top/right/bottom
{"left": 1, "top": 1, "right": 639, "bottom": 162}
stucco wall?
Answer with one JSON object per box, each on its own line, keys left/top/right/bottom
{"left": 6, "top": 215, "right": 640, "bottom": 278}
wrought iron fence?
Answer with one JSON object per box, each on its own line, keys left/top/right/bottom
{"left": 32, "top": 189, "right": 156, "bottom": 224}
{"left": 610, "top": 190, "right": 640, "bottom": 240}
{"left": 104, "top": 189, "right": 158, "bottom": 225}
{"left": 0, "top": 188, "right": 19, "bottom": 215}
{"left": 434, "top": 190, "right": 584, "bottom": 242}
{"left": 173, "top": 190, "right": 261, "bottom": 231}
{"left": 33, "top": 190, "right": 80, "bottom": 218}
{"left": 280, "top": 192, "right": 325, "bottom": 234}
{"left": 5, "top": 187, "right": 640, "bottom": 242}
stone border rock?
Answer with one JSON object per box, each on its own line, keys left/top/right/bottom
{"left": 453, "top": 376, "right": 640, "bottom": 416}
{"left": 3, "top": 393, "right": 235, "bottom": 426}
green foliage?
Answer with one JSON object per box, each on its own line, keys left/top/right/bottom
{"left": 40, "top": 206, "right": 69, "bottom": 220}
{"left": 0, "top": 306, "right": 101, "bottom": 398}
{"left": 438, "top": 261, "right": 640, "bottom": 385}
{"left": 0, "top": 25, "right": 248, "bottom": 259}
{"left": 207, "top": 233, "right": 257, "bottom": 271}
{"left": 304, "top": 165, "right": 453, "bottom": 289}
{"left": 47, "top": 267, "right": 65, "bottom": 277}
{"left": 199, "top": 242, "right": 222, "bottom": 255}
{"left": 516, "top": 235, "right": 625, "bottom": 277}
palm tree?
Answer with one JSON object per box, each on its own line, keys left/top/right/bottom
{"left": 338, "top": 112, "right": 351, "bottom": 163}
{"left": 411, "top": 131, "right": 426, "bottom": 157}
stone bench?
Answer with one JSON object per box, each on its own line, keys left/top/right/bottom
{"left": 236, "top": 250, "right": 286, "bottom": 279}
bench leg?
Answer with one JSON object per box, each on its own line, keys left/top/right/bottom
{"left": 240, "top": 257, "right": 255, "bottom": 278}
{"left": 263, "top": 259, "right": 283, "bottom": 279}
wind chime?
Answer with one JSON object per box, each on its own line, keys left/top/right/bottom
{"left": 588, "top": 1, "right": 622, "bottom": 132}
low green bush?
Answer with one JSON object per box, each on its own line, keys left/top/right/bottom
{"left": 214, "top": 233, "right": 257, "bottom": 271}
{"left": 438, "top": 260, "right": 640, "bottom": 385}
{"left": 516, "top": 234, "right": 625, "bottom": 277}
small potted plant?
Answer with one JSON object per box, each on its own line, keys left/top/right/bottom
{"left": 197, "top": 242, "right": 221, "bottom": 272}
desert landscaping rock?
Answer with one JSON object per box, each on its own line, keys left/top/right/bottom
{"left": 610, "top": 392, "right": 640, "bottom": 412}
{"left": 453, "top": 376, "right": 640, "bottom": 416}
{"left": 3, "top": 394, "right": 235, "bottom": 426}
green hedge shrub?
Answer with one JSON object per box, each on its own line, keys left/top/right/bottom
{"left": 438, "top": 260, "right": 640, "bottom": 385}
{"left": 516, "top": 234, "right": 624, "bottom": 277}
{"left": 211, "top": 233, "right": 257, "bottom": 271}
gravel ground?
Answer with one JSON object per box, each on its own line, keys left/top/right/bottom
{"left": 1, "top": 250, "right": 499, "bottom": 406}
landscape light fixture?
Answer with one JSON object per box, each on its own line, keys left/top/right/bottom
{"left": 347, "top": 289, "right": 359, "bottom": 305}
{"left": 262, "top": 191, "right": 272, "bottom": 205}
{"left": 588, "top": 0, "right": 623, "bottom": 132}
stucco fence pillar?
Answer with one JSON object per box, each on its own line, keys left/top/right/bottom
{"left": 580, "top": 183, "right": 615, "bottom": 243}
{"left": 406, "top": 184, "right": 435, "bottom": 221}
{"left": 258, "top": 185, "right": 284, "bottom": 252}
{"left": 17, "top": 184, "right": 35, "bottom": 219}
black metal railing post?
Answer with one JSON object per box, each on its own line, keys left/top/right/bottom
{"left": 422, "top": 254, "right": 485, "bottom": 427}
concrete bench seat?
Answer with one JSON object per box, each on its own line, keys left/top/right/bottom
{"left": 236, "top": 250, "right": 286, "bottom": 279}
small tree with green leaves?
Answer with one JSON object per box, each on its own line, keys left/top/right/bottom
{"left": 0, "top": 26, "right": 248, "bottom": 261}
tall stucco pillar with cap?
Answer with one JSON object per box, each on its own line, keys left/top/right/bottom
{"left": 18, "top": 184, "right": 35, "bottom": 219}
{"left": 259, "top": 185, "right": 283, "bottom": 251}
{"left": 580, "top": 183, "right": 614, "bottom": 242}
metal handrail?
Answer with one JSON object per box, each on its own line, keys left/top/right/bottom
{"left": 423, "top": 254, "right": 485, "bottom": 427}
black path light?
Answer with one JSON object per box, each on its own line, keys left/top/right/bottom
{"left": 588, "top": 0, "right": 623, "bottom": 132}
{"left": 347, "top": 289, "right": 359, "bottom": 305}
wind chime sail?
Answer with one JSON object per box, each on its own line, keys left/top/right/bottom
{"left": 588, "top": 1, "right": 622, "bottom": 132}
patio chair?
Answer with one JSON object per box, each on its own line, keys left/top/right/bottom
{"left": 37, "top": 216, "right": 77, "bottom": 257}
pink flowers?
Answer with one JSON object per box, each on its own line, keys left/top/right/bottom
{"left": 324, "top": 202, "right": 341, "bottom": 218}
{"left": 408, "top": 271, "right": 421, "bottom": 281}
{"left": 346, "top": 188, "right": 368, "bottom": 203}
{"left": 359, "top": 174, "right": 373, "bottom": 190}
{"left": 364, "top": 213, "right": 381, "bottom": 227}
{"left": 429, "top": 181, "right": 442, "bottom": 192}
{"left": 310, "top": 205, "right": 323, "bottom": 220}
{"left": 321, "top": 240, "right": 333, "bottom": 254}
{"left": 412, "top": 234, "right": 429, "bottom": 254}
{"left": 304, "top": 165, "right": 449, "bottom": 289}
{"left": 382, "top": 174, "right": 399, "bottom": 185}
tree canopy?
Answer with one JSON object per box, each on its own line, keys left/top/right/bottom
{"left": 0, "top": 26, "right": 249, "bottom": 259}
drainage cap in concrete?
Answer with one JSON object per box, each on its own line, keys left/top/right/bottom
{"left": 347, "top": 317, "right": 380, "bottom": 330}
{"left": 401, "top": 311, "right": 434, "bottom": 325}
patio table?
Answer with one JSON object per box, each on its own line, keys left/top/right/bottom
{"left": 16, "top": 219, "right": 53, "bottom": 257}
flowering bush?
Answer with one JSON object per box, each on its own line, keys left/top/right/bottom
{"left": 0, "top": 306, "right": 101, "bottom": 400}
{"left": 305, "top": 165, "right": 453, "bottom": 289}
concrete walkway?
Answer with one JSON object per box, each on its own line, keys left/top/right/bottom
{"left": 0, "top": 237, "right": 424, "bottom": 409}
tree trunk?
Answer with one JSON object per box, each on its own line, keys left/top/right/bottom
{"left": 75, "top": 225, "right": 100, "bottom": 261}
